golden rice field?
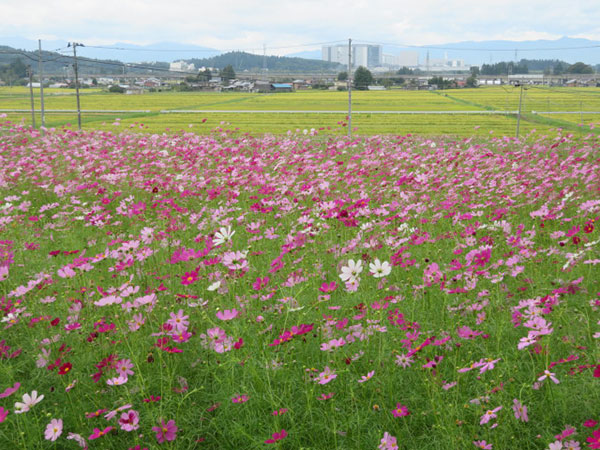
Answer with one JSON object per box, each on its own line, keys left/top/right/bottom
{"left": 1, "top": 85, "right": 599, "bottom": 136}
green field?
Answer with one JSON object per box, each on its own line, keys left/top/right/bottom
{"left": 2, "top": 85, "right": 599, "bottom": 136}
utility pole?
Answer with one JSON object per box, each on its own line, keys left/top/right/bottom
{"left": 38, "top": 39, "right": 45, "bottom": 134}
{"left": 516, "top": 83, "right": 524, "bottom": 139}
{"left": 347, "top": 38, "right": 352, "bottom": 138}
{"left": 69, "top": 42, "right": 83, "bottom": 130}
{"left": 263, "top": 43, "right": 267, "bottom": 81}
{"left": 27, "top": 66, "right": 36, "bottom": 129}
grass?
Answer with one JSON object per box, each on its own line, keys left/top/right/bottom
{"left": 2, "top": 86, "right": 600, "bottom": 136}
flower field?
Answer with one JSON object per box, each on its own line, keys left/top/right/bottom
{"left": 0, "top": 118, "right": 599, "bottom": 449}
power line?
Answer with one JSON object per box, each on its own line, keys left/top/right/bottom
{"left": 354, "top": 39, "right": 600, "bottom": 52}
{"left": 81, "top": 39, "right": 346, "bottom": 54}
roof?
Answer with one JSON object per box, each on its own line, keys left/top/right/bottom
{"left": 272, "top": 83, "right": 292, "bottom": 88}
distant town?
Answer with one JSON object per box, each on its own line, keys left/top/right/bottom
{"left": 1, "top": 42, "right": 599, "bottom": 93}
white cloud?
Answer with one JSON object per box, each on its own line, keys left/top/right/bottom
{"left": 1, "top": 0, "right": 599, "bottom": 54}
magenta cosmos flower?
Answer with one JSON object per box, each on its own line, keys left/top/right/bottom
{"left": 0, "top": 382, "right": 20, "bottom": 398}
{"left": 391, "top": 403, "right": 410, "bottom": 417}
{"left": 180, "top": 271, "right": 198, "bottom": 286}
{"left": 152, "top": 419, "right": 178, "bottom": 443}
{"left": 0, "top": 407, "right": 8, "bottom": 423}
{"left": 265, "top": 429, "right": 287, "bottom": 444}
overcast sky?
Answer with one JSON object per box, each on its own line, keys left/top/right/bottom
{"left": 3, "top": 0, "right": 600, "bottom": 54}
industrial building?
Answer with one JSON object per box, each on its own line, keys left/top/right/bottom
{"left": 322, "top": 44, "right": 383, "bottom": 68}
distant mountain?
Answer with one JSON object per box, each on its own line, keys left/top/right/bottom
{"left": 79, "top": 42, "right": 220, "bottom": 64}
{"left": 402, "top": 36, "right": 600, "bottom": 66}
{"left": 3, "top": 36, "right": 599, "bottom": 68}
{"left": 287, "top": 50, "right": 322, "bottom": 60}
{"left": 0, "top": 37, "right": 220, "bottom": 63}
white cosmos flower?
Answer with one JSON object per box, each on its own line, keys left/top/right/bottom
{"left": 339, "top": 259, "right": 363, "bottom": 283}
{"left": 207, "top": 280, "right": 221, "bottom": 291}
{"left": 14, "top": 390, "right": 44, "bottom": 413}
{"left": 213, "top": 226, "right": 235, "bottom": 246}
{"left": 369, "top": 259, "right": 392, "bottom": 278}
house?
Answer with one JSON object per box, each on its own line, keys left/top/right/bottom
{"left": 367, "top": 85, "right": 386, "bottom": 91}
{"left": 292, "top": 79, "right": 310, "bottom": 90}
{"left": 253, "top": 81, "right": 272, "bottom": 93}
{"left": 271, "top": 83, "right": 293, "bottom": 92}
{"left": 143, "top": 78, "right": 161, "bottom": 88}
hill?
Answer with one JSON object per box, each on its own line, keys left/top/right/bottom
{"left": 187, "top": 51, "right": 343, "bottom": 72}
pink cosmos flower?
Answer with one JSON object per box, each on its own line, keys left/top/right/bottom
{"left": 316, "top": 366, "right": 337, "bottom": 385}
{"left": 548, "top": 441, "right": 563, "bottom": 450}
{"left": 66, "top": 432, "right": 87, "bottom": 448}
{"left": 106, "top": 375, "right": 128, "bottom": 386}
{"left": 563, "top": 441, "right": 581, "bottom": 450}
{"left": 216, "top": 309, "right": 239, "bottom": 321}
{"left": 480, "top": 406, "right": 502, "bottom": 425}
{"left": 395, "top": 353, "right": 414, "bottom": 368}
{"left": 265, "top": 429, "right": 287, "bottom": 444}
{"left": 104, "top": 404, "right": 132, "bottom": 420}
{"left": 379, "top": 432, "right": 398, "bottom": 450}
{"left": 118, "top": 410, "right": 140, "bottom": 431}
{"left": 358, "top": 371, "right": 375, "bottom": 383}
{"left": 538, "top": 369, "right": 560, "bottom": 384}
{"left": 152, "top": 419, "right": 178, "bottom": 443}
{"left": 115, "top": 359, "right": 134, "bottom": 378}
{"left": 0, "top": 407, "right": 8, "bottom": 423}
{"left": 513, "top": 399, "right": 529, "bottom": 422}
{"left": 319, "top": 281, "right": 337, "bottom": 293}
{"left": 44, "top": 418, "right": 63, "bottom": 441}
{"left": 473, "top": 440, "right": 493, "bottom": 449}
{"left": 0, "top": 382, "right": 20, "bottom": 398}
{"left": 167, "top": 309, "right": 189, "bottom": 332}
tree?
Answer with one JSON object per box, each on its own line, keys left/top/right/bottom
{"left": 567, "top": 62, "right": 593, "bottom": 74}
{"left": 353, "top": 66, "right": 373, "bottom": 90}
{"left": 466, "top": 75, "right": 478, "bottom": 88}
{"left": 0, "top": 58, "right": 27, "bottom": 86}
{"left": 469, "top": 66, "right": 480, "bottom": 76}
{"left": 220, "top": 65, "right": 236, "bottom": 82}
{"left": 197, "top": 68, "right": 212, "bottom": 82}
{"left": 337, "top": 71, "right": 347, "bottom": 81}
{"left": 108, "top": 85, "right": 125, "bottom": 93}
{"left": 553, "top": 62, "right": 568, "bottom": 75}
{"left": 428, "top": 76, "right": 453, "bottom": 89}
{"left": 397, "top": 67, "right": 414, "bottom": 75}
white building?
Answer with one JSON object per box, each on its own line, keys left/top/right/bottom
{"left": 382, "top": 51, "right": 419, "bottom": 68}
{"left": 170, "top": 61, "right": 196, "bottom": 72}
{"left": 322, "top": 44, "right": 383, "bottom": 68}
